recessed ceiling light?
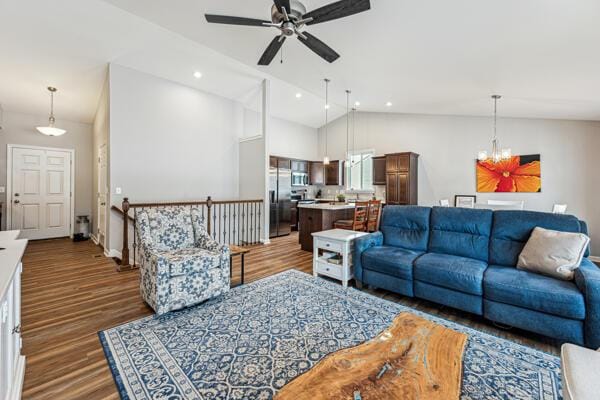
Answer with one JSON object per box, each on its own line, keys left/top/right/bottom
{"left": 354, "top": 101, "right": 361, "bottom": 107}
{"left": 295, "top": 93, "right": 302, "bottom": 98}
{"left": 193, "top": 71, "right": 202, "bottom": 79}
{"left": 386, "top": 101, "right": 393, "bottom": 107}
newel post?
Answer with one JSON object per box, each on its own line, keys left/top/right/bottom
{"left": 120, "top": 197, "right": 130, "bottom": 270}
{"left": 206, "top": 196, "right": 213, "bottom": 236}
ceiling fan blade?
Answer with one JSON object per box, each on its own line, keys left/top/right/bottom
{"left": 304, "top": 0, "right": 371, "bottom": 25}
{"left": 297, "top": 32, "right": 340, "bottom": 63}
{"left": 258, "top": 36, "right": 286, "bottom": 65}
{"left": 205, "top": 14, "right": 271, "bottom": 26}
{"left": 273, "top": 0, "right": 291, "bottom": 13}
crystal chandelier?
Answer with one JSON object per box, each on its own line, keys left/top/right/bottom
{"left": 478, "top": 95, "right": 510, "bottom": 163}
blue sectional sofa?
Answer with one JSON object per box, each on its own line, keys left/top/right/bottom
{"left": 354, "top": 206, "right": 600, "bottom": 348}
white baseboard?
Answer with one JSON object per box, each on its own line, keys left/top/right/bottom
{"left": 10, "top": 355, "right": 25, "bottom": 400}
{"left": 90, "top": 234, "right": 99, "bottom": 245}
{"left": 260, "top": 238, "right": 271, "bottom": 244}
{"left": 107, "top": 248, "right": 136, "bottom": 265}
{"left": 105, "top": 248, "right": 120, "bottom": 258}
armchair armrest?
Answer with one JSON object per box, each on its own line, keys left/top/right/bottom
{"left": 195, "top": 230, "right": 230, "bottom": 270}
{"left": 575, "top": 259, "right": 600, "bottom": 348}
{"left": 353, "top": 231, "right": 384, "bottom": 283}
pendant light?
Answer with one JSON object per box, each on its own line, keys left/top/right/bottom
{"left": 323, "top": 78, "right": 330, "bottom": 165}
{"left": 345, "top": 89, "right": 351, "bottom": 165}
{"left": 478, "top": 94, "right": 510, "bottom": 163}
{"left": 351, "top": 107, "right": 356, "bottom": 165}
{"left": 37, "top": 87, "right": 66, "bottom": 136}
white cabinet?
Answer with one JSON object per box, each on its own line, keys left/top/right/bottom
{"left": 0, "top": 234, "right": 27, "bottom": 400}
{"left": 312, "top": 229, "right": 368, "bottom": 288}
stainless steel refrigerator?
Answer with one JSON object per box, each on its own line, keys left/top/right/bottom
{"left": 269, "top": 163, "right": 292, "bottom": 238}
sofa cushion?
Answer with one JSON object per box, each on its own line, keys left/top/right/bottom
{"left": 380, "top": 206, "right": 431, "bottom": 252}
{"left": 414, "top": 252, "right": 488, "bottom": 295}
{"left": 490, "top": 210, "right": 585, "bottom": 267}
{"left": 362, "top": 246, "right": 423, "bottom": 280}
{"left": 484, "top": 265, "right": 586, "bottom": 320}
{"left": 158, "top": 247, "right": 221, "bottom": 277}
{"left": 428, "top": 207, "right": 493, "bottom": 262}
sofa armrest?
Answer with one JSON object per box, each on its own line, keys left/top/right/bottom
{"left": 575, "top": 258, "right": 600, "bottom": 348}
{"left": 561, "top": 343, "right": 600, "bottom": 400}
{"left": 353, "top": 232, "right": 384, "bottom": 283}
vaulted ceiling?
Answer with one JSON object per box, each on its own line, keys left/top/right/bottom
{"left": 104, "top": 0, "right": 600, "bottom": 121}
{"left": 1, "top": 0, "right": 600, "bottom": 128}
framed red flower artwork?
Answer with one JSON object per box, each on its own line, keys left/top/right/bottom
{"left": 476, "top": 155, "right": 541, "bottom": 193}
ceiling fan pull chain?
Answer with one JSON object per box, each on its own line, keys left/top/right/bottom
{"left": 280, "top": 46, "right": 284, "bottom": 64}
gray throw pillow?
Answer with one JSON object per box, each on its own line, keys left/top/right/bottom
{"left": 517, "top": 227, "right": 590, "bottom": 280}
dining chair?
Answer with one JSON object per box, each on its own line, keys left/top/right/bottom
{"left": 439, "top": 199, "right": 450, "bottom": 207}
{"left": 334, "top": 201, "right": 369, "bottom": 232}
{"left": 366, "top": 200, "right": 383, "bottom": 232}
{"left": 487, "top": 200, "right": 525, "bottom": 210}
{"left": 553, "top": 204, "right": 568, "bottom": 214}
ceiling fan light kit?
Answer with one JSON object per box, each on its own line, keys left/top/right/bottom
{"left": 205, "top": 0, "right": 371, "bottom": 65}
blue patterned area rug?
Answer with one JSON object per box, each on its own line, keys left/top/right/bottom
{"left": 99, "top": 270, "right": 562, "bottom": 400}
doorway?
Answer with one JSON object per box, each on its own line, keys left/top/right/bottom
{"left": 97, "top": 144, "right": 108, "bottom": 248}
{"left": 7, "top": 144, "right": 74, "bottom": 240}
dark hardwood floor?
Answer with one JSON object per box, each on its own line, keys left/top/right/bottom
{"left": 21, "top": 233, "right": 560, "bottom": 399}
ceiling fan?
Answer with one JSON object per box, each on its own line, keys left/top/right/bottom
{"left": 205, "top": 0, "right": 371, "bottom": 66}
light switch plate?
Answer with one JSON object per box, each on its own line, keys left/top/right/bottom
{"left": 115, "top": 187, "right": 122, "bottom": 195}
{"left": 0, "top": 186, "right": 4, "bottom": 193}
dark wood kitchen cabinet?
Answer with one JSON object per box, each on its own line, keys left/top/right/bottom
{"left": 372, "top": 156, "right": 386, "bottom": 185}
{"left": 309, "top": 161, "right": 325, "bottom": 185}
{"left": 271, "top": 156, "right": 291, "bottom": 169}
{"left": 291, "top": 160, "right": 309, "bottom": 173}
{"left": 385, "top": 152, "right": 419, "bottom": 205}
{"left": 325, "top": 160, "right": 344, "bottom": 186}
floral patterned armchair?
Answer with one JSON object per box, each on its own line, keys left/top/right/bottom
{"left": 135, "top": 206, "right": 230, "bottom": 314}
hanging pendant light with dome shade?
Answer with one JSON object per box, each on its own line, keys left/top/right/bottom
{"left": 478, "top": 94, "right": 510, "bottom": 163}
{"left": 37, "top": 87, "right": 67, "bottom": 137}
{"left": 323, "top": 78, "right": 330, "bottom": 165}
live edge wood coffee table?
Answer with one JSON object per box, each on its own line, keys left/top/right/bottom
{"left": 275, "top": 313, "right": 468, "bottom": 400}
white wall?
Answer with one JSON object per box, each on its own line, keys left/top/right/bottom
{"left": 0, "top": 110, "right": 93, "bottom": 230}
{"left": 92, "top": 75, "right": 110, "bottom": 245}
{"left": 239, "top": 137, "right": 265, "bottom": 200}
{"left": 270, "top": 117, "right": 319, "bottom": 161}
{"left": 319, "top": 112, "right": 600, "bottom": 254}
{"left": 108, "top": 64, "right": 241, "bottom": 251}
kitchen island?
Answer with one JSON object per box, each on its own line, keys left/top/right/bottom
{"left": 297, "top": 203, "right": 355, "bottom": 252}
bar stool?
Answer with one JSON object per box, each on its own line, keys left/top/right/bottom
{"left": 333, "top": 201, "right": 369, "bottom": 232}
{"left": 366, "top": 200, "right": 382, "bottom": 232}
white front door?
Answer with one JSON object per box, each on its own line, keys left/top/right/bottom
{"left": 10, "top": 146, "right": 72, "bottom": 240}
{"left": 97, "top": 144, "right": 108, "bottom": 247}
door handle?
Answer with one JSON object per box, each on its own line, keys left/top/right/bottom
{"left": 14, "top": 193, "right": 20, "bottom": 197}
{"left": 14, "top": 200, "right": 20, "bottom": 204}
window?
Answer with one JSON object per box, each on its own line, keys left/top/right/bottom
{"left": 346, "top": 149, "right": 374, "bottom": 192}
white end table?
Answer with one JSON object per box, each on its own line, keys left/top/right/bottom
{"left": 311, "top": 229, "right": 369, "bottom": 287}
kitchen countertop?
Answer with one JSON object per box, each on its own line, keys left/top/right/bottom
{"left": 298, "top": 203, "right": 356, "bottom": 210}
